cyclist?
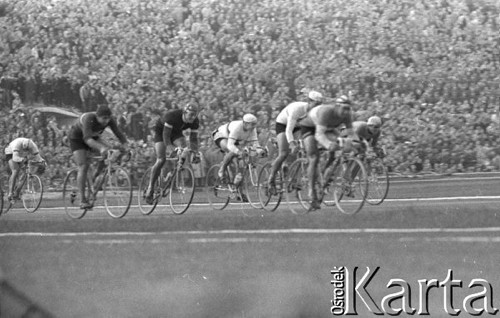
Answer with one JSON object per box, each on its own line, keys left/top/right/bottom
{"left": 212, "top": 113, "right": 266, "bottom": 199}
{"left": 4, "top": 137, "right": 46, "bottom": 202}
{"left": 298, "top": 95, "right": 355, "bottom": 211}
{"left": 267, "top": 90, "right": 324, "bottom": 194}
{"left": 144, "top": 104, "right": 200, "bottom": 204}
{"left": 68, "top": 104, "right": 129, "bottom": 209}
{"left": 352, "top": 116, "right": 384, "bottom": 158}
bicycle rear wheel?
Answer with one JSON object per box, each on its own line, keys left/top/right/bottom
{"left": 205, "top": 164, "right": 230, "bottom": 210}
{"left": 63, "top": 169, "right": 89, "bottom": 219}
{"left": 0, "top": 177, "right": 5, "bottom": 216}
{"left": 103, "top": 166, "right": 132, "bottom": 218}
{"left": 138, "top": 167, "right": 160, "bottom": 215}
{"left": 169, "top": 166, "right": 195, "bottom": 215}
{"left": 257, "top": 162, "right": 282, "bottom": 212}
{"left": 285, "top": 158, "right": 310, "bottom": 215}
{"left": 21, "top": 174, "right": 43, "bottom": 213}
{"left": 365, "top": 157, "right": 390, "bottom": 205}
{"left": 333, "top": 157, "right": 368, "bottom": 215}
{"left": 241, "top": 164, "right": 262, "bottom": 209}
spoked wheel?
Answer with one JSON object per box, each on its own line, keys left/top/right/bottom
{"left": 205, "top": 164, "right": 230, "bottom": 210}
{"left": 22, "top": 174, "right": 43, "bottom": 213}
{"left": 257, "top": 162, "right": 282, "bottom": 212}
{"left": 103, "top": 166, "right": 132, "bottom": 218}
{"left": 332, "top": 157, "right": 368, "bottom": 215}
{"left": 365, "top": 157, "right": 390, "bottom": 205}
{"left": 169, "top": 166, "right": 195, "bottom": 215}
{"left": 0, "top": 176, "right": 6, "bottom": 216}
{"left": 321, "top": 160, "right": 343, "bottom": 207}
{"left": 138, "top": 167, "right": 160, "bottom": 215}
{"left": 241, "top": 164, "right": 263, "bottom": 209}
{"left": 285, "top": 158, "right": 311, "bottom": 215}
{"left": 63, "top": 169, "right": 90, "bottom": 219}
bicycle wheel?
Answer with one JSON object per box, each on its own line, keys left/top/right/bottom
{"left": 365, "top": 157, "right": 390, "bottom": 205}
{"left": 205, "top": 164, "right": 230, "bottom": 210}
{"left": 257, "top": 162, "right": 282, "bottom": 212}
{"left": 21, "top": 174, "right": 43, "bottom": 213}
{"left": 138, "top": 167, "right": 160, "bottom": 215}
{"left": 103, "top": 166, "right": 132, "bottom": 218}
{"left": 0, "top": 178, "right": 4, "bottom": 216}
{"left": 285, "top": 158, "right": 311, "bottom": 215}
{"left": 241, "top": 164, "right": 262, "bottom": 209}
{"left": 63, "top": 169, "right": 90, "bottom": 219}
{"left": 321, "top": 160, "right": 343, "bottom": 207}
{"left": 169, "top": 166, "right": 195, "bottom": 214}
{"left": 332, "top": 157, "right": 368, "bottom": 215}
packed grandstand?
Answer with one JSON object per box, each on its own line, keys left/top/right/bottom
{"left": 1, "top": 0, "right": 500, "bottom": 188}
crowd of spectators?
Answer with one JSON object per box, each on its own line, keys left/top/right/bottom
{"left": 2, "top": 0, "right": 500, "bottom": 187}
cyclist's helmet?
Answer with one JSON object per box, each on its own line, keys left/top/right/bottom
{"left": 308, "top": 91, "right": 324, "bottom": 103}
{"left": 335, "top": 95, "right": 352, "bottom": 106}
{"left": 21, "top": 139, "right": 30, "bottom": 150}
{"left": 243, "top": 113, "right": 258, "bottom": 124}
{"left": 183, "top": 104, "right": 198, "bottom": 114}
{"left": 367, "top": 116, "right": 382, "bottom": 127}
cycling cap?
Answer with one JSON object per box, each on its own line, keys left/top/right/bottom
{"left": 367, "top": 116, "right": 382, "bottom": 127}
{"left": 96, "top": 104, "right": 112, "bottom": 117}
{"left": 335, "top": 95, "right": 352, "bottom": 105}
{"left": 308, "top": 91, "right": 323, "bottom": 102}
{"left": 21, "top": 139, "right": 30, "bottom": 150}
{"left": 243, "top": 113, "right": 258, "bottom": 123}
{"left": 183, "top": 104, "right": 198, "bottom": 113}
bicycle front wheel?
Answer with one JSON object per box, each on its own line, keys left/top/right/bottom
{"left": 0, "top": 178, "right": 4, "bottom": 216}
{"left": 205, "top": 164, "right": 230, "bottom": 210}
{"left": 21, "top": 174, "right": 43, "bottom": 213}
{"left": 103, "top": 166, "right": 132, "bottom": 218}
{"left": 285, "top": 158, "right": 310, "bottom": 215}
{"left": 365, "top": 157, "right": 390, "bottom": 205}
{"left": 257, "top": 162, "right": 282, "bottom": 212}
{"left": 138, "top": 167, "right": 159, "bottom": 215}
{"left": 169, "top": 166, "right": 195, "bottom": 215}
{"left": 333, "top": 157, "right": 368, "bottom": 215}
{"left": 63, "top": 169, "right": 89, "bottom": 219}
{"left": 241, "top": 164, "right": 263, "bottom": 209}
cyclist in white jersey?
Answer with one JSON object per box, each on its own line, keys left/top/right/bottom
{"left": 267, "top": 91, "right": 324, "bottom": 194}
{"left": 212, "top": 114, "right": 266, "bottom": 185}
{"left": 4, "top": 137, "right": 45, "bottom": 201}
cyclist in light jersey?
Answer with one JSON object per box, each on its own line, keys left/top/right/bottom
{"left": 4, "top": 137, "right": 45, "bottom": 201}
{"left": 299, "top": 95, "right": 355, "bottom": 211}
{"left": 267, "top": 91, "right": 324, "bottom": 193}
{"left": 212, "top": 114, "right": 266, "bottom": 184}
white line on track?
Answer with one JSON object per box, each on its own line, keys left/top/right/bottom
{"left": 6, "top": 195, "right": 500, "bottom": 212}
{"left": 3, "top": 227, "right": 500, "bottom": 238}
{"left": 391, "top": 176, "right": 500, "bottom": 183}
{"left": 400, "top": 236, "right": 500, "bottom": 243}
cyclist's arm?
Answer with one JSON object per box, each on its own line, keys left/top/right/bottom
{"left": 108, "top": 117, "right": 128, "bottom": 145}
{"left": 189, "top": 129, "right": 199, "bottom": 152}
{"left": 285, "top": 116, "right": 298, "bottom": 144}
{"left": 315, "top": 124, "right": 336, "bottom": 150}
{"left": 162, "top": 124, "right": 174, "bottom": 147}
{"left": 11, "top": 150, "right": 24, "bottom": 163}
{"left": 28, "top": 142, "right": 44, "bottom": 162}
{"left": 227, "top": 137, "right": 241, "bottom": 155}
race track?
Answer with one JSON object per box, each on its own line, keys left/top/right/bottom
{"left": 1, "top": 174, "right": 500, "bottom": 318}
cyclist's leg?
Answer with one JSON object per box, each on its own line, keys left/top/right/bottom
{"left": 217, "top": 139, "right": 236, "bottom": 182}
{"left": 146, "top": 141, "right": 166, "bottom": 198}
{"left": 303, "top": 133, "right": 320, "bottom": 209}
{"left": 268, "top": 129, "right": 289, "bottom": 190}
{"left": 72, "top": 149, "right": 91, "bottom": 208}
{"left": 7, "top": 156, "right": 20, "bottom": 200}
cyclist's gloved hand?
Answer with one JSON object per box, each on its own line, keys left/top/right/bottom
{"left": 165, "top": 145, "right": 176, "bottom": 158}
{"left": 256, "top": 147, "right": 267, "bottom": 158}
{"left": 289, "top": 140, "right": 299, "bottom": 155}
{"left": 100, "top": 147, "right": 110, "bottom": 157}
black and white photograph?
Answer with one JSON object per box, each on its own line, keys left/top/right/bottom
{"left": 1, "top": 0, "right": 500, "bottom": 317}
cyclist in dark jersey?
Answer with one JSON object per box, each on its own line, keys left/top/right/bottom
{"left": 68, "top": 104, "right": 128, "bottom": 209}
{"left": 145, "top": 104, "right": 200, "bottom": 204}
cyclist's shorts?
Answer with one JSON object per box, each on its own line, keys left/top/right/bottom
{"left": 4, "top": 154, "right": 12, "bottom": 162}
{"left": 275, "top": 122, "right": 300, "bottom": 135}
{"left": 211, "top": 130, "right": 240, "bottom": 150}
{"left": 300, "top": 125, "right": 315, "bottom": 139}
{"left": 69, "top": 137, "right": 98, "bottom": 152}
